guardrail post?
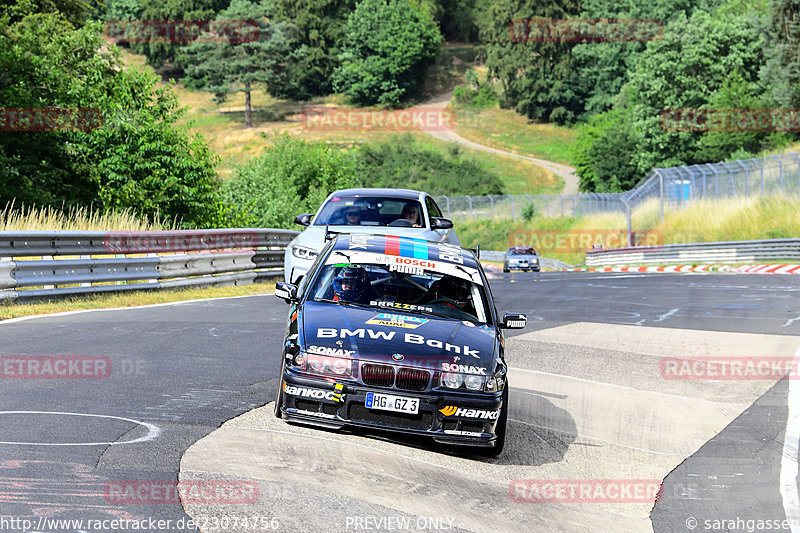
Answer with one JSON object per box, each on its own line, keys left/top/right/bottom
{"left": 441, "top": 195, "right": 451, "bottom": 217}
{"left": 487, "top": 195, "right": 495, "bottom": 219}
{"left": 510, "top": 196, "right": 514, "bottom": 219}
{"left": 656, "top": 170, "right": 664, "bottom": 223}
{"left": 468, "top": 195, "right": 474, "bottom": 219}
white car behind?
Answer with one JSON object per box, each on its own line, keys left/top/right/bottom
{"left": 284, "top": 188, "right": 459, "bottom": 284}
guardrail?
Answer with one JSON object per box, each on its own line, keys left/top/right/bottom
{"left": 586, "top": 239, "right": 800, "bottom": 267}
{"left": 0, "top": 229, "right": 298, "bottom": 301}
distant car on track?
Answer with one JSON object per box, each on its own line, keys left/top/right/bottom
{"left": 503, "top": 246, "right": 540, "bottom": 272}
{"left": 273, "top": 233, "right": 527, "bottom": 456}
{"left": 284, "top": 188, "right": 458, "bottom": 284}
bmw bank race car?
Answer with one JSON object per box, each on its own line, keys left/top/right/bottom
{"left": 273, "top": 233, "right": 527, "bottom": 455}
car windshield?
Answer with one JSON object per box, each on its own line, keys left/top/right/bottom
{"left": 313, "top": 196, "right": 424, "bottom": 228}
{"left": 509, "top": 247, "right": 536, "bottom": 255}
{"left": 308, "top": 260, "right": 490, "bottom": 324}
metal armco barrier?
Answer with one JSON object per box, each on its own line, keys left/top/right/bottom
{"left": 586, "top": 239, "right": 800, "bottom": 267}
{"left": 0, "top": 229, "right": 298, "bottom": 301}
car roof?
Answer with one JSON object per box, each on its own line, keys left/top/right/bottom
{"left": 331, "top": 233, "right": 480, "bottom": 270}
{"left": 329, "top": 188, "right": 424, "bottom": 200}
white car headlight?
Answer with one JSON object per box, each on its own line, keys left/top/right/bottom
{"left": 291, "top": 246, "right": 319, "bottom": 260}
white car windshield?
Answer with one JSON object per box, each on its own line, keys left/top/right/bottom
{"left": 313, "top": 196, "right": 424, "bottom": 227}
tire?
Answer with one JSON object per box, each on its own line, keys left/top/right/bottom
{"left": 478, "top": 385, "right": 508, "bottom": 457}
{"left": 503, "top": 267, "right": 510, "bottom": 273}
{"left": 274, "top": 380, "right": 284, "bottom": 418}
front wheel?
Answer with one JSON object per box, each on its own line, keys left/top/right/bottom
{"left": 479, "top": 385, "right": 508, "bottom": 457}
{"left": 503, "top": 267, "right": 510, "bottom": 273}
{"left": 274, "top": 381, "right": 284, "bottom": 418}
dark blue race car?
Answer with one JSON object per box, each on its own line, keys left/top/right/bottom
{"left": 273, "top": 233, "right": 527, "bottom": 456}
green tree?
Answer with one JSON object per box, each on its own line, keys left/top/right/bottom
{"left": 760, "top": 0, "right": 800, "bottom": 108}
{"left": 0, "top": 8, "right": 220, "bottom": 226}
{"left": 478, "top": 0, "right": 582, "bottom": 125}
{"left": 439, "top": 0, "right": 484, "bottom": 42}
{"left": 626, "top": 10, "right": 765, "bottom": 173}
{"left": 695, "top": 70, "right": 773, "bottom": 162}
{"left": 271, "top": 0, "right": 357, "bottom": 99}
{"left": 179, "top": 0, "right": 296, "bottom": 128}
{"left": 222, "top": 135, "right": 359, "bottom": 228}
{"left": 333, "top": 0, "right": 442, "bottom": 106}
{"left": 133, "top": 0, "right": 230, "bottom": 69}
{"left": 573, "top": 108, "right": 641, "bottom": 192}
{"left": 573, "top": 0, "right": 713, "bottom": 119}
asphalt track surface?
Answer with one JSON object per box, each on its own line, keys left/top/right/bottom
{"left": 0, "top": 271, "right": 799, "bottom": 532}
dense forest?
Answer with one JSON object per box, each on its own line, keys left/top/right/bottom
{"left": 1, "top": 0, "right": 797, "bottom": 227}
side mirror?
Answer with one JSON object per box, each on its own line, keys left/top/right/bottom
{"left": 294, "top": 214, "right": 313, "bottom": 227}
{"left": 501, "top": 313, "right": 527, "bottom": 329}
{"left": 275, "top": 282, "right": 298, "bottom": 303}
{"left": 431, "top": 217, "right": 454, "bottom": 229}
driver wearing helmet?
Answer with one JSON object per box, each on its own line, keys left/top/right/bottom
{"left": 333, "top": 266, "right": 376, "bottom": 303}
{"left": 435, "top": 276, "right": 471, "bottom": 310}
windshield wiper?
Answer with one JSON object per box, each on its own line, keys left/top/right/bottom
{"left": 313, "top": 298, "right": 375, "bottom": 310}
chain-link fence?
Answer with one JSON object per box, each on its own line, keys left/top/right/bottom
{"left": 435, "top": 152, "right": 800, "bottom": 222}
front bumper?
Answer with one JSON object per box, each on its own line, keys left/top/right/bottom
{"left": 279, "top": 372, "right": 504, "bottom": 447}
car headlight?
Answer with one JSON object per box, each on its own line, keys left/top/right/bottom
{"left": 464, "top": 375, "right": 485, "bottom": 391}
{"left": 302, "top": 353, "right": 353, "bottom": 377}
{"left": 441, "top": 372, "right": 463, "bottom": 389}
{"left": 291, "top": 246, "right": 319, "bottom": 260}
{"left": 531, "top": 257, "right": 539, "bottom": 263}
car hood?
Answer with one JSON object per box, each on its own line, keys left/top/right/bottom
{"left": 300, "top": 301, "right": 498, "bottom": 375}
{"left": 291, "top": 225, "right": 440, "bottom": 253}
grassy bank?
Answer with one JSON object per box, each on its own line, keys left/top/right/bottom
{"left": 458, "top": 196, "right": 800, "bottom": 265}
{"left": 453, "top": 106, "right": 578, "bottom": 165}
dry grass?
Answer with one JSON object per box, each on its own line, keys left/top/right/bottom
{"left": 453, "top": 107, "right": 578, "bottom": 165}
{"left": 0, "top": 282, "right": 276, "bottom": 321}
{"left": 458, "top": 195, "right": 800, "bottom": 265}
{"left": 0, "top": 202, "right": 178, "bottom": 231}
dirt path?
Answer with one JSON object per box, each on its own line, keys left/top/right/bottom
{"left": 420, "top": 91, "right": 579, "bottom": 195}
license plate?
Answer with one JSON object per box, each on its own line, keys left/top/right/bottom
{"left": 365, "top": 392, "right": 419, "bottom": 414}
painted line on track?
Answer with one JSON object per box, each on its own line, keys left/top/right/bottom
{"left": 780, "top": 346, "right": 800, "bottom": 532}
